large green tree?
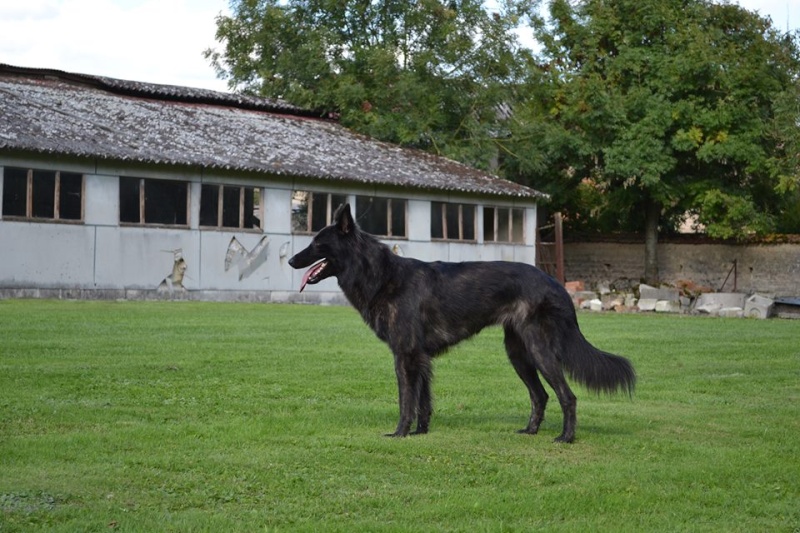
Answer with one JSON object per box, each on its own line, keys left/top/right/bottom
{"left": 206, "top": 0, "right": 537, "bottom": 168}
{"left": 507, "top": 0, "right": 800, "bottom": 283}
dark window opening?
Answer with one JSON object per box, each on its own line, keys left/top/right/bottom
{"left": 119, "top": 177, "right": 141, "bottom": 223}
{"left": 32, "top": 170, "right": 55, "bottom": 218}
{"left": 431, "top": 201, "right": 476, "bottom": 241}
{"left": 1, "top": 166, "right": 84, "bottom": 222}
{"left": 200, "top": 184, "right": 261, "bottom": 229}
{"left": 2, "top": 167, "right": 27, "bottom": 217}
{"left": 120, "top": 176, "right": 188, "bottom": 226}
{"left": 355, "top": 196, "right": 407, "bottom": 238}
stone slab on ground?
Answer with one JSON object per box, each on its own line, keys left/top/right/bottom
{"left": 655, "top": 300, "right": 682, "bottom": 313}
{"left": 695, "top": 292, "right": 746, "bottom": 310}
{"left": 639, "top": 284, "right": 680, "bottom": 302}
{"left": 637, "top": 298, "right": 658, "bottom": 311}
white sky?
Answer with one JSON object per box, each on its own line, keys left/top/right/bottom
{"left": 0, "top": 0, "right": 797, "bottom": 93}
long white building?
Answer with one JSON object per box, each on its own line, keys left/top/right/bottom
{"left": 0, "top": 64, "right": 545, "bottom": 302}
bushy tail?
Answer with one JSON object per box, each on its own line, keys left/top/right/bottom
{"left": 560, "top": 327, "right": 636, "bottom": 395}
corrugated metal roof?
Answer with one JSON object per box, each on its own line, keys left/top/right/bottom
{"left": 0, "top": 64, "right": 545, "bottom": 200}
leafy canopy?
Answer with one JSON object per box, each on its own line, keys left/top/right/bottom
{"left": 206, "top": 0, "right": 538, "bottom": 169}
{"left": 510, "top": 0, "right": 800, "bottom": 239}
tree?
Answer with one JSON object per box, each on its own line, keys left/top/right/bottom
{"left": 506, "top": 0, "right": 800, "bottom": 283}
{"left": 205, "top": 0, "right": 538, "bottom": 169}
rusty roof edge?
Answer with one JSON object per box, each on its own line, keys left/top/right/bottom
{"left": 0, "top": 63, "right": 328, "bottom": 118}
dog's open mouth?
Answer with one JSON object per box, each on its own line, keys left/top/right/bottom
{"left": 299, "top": 260, "right": 328, "bottom": 292}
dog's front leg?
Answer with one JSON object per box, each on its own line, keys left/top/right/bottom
{"left": 387, "top": 352, "right": 417, "bottom": 437}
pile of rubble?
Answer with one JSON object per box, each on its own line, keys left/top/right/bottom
{"left": 565, "top": 280, "right": 787, "bottom": 319}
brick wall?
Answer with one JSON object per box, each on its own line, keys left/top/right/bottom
{"left": 563, "top": 242, "right": 800, "bottom": 297}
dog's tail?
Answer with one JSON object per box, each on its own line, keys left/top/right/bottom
{"left": 560, "top": 326, "right": 636, "bottom": 395}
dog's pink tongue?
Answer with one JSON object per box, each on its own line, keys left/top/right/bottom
{"left": 299, "top": 267, "right": 314, "bottom": 293}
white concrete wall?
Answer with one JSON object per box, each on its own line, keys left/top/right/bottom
{"left": 0, "top": 156, "right": 539, "bottom": 301}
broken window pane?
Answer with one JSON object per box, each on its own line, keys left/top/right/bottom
{"left": 2, "top": 167, "right": 27, "bottom": 217}
{"left": 291, "top": 191, "right": 309, "bottom": 232}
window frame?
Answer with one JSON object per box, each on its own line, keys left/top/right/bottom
{"left": 430, "top": 201, "right": 477, "bottom": 242}
{"left": 291, "top": 190, "right": 349, "bottom": 234}
{"left": 1, "top": 166, "right": 85, "bottom": 223}
{"left": 355, "top": 195, "right": 408, "bottom": 239}
{"left": 199, "top": 183, "right": 263, "bottom": 231}
{"left": 484, "top": 206, "right": 525, "bottom": 244}
{"left": 119, "top": 176, "right": 190, "bottom": 228}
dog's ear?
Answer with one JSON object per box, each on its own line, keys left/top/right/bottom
{"left": 333, "top": 203, "right": 354, "bottom": 234}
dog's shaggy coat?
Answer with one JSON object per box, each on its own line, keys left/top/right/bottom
{"left": 289, "top": 204, "right": 635, "bottom": 442}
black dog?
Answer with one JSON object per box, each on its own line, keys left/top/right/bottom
{"left": 289, "top": 204, "right": 635, "bottom": 442}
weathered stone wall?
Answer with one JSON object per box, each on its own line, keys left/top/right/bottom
{"left": 564, "top": 241, "right": 800, "bottom": 297}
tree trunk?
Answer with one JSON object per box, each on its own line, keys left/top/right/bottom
{"left": 644, "top": 197, "right": 661, "bottom": 285}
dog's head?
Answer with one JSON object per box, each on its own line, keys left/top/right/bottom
{"left": 288, "top": 203, "right": 356, "bottom": 292}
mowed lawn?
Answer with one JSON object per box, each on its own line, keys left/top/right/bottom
{"left": 0, "top": 300, "right": 798, "bottom": 532}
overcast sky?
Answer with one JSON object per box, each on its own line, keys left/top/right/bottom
{"left": 1, "top": 0, "right": 797, "bottom": 93}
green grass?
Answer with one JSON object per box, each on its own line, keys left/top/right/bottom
{"left": 0, "top": 300, "right": 798, "bottom": 532}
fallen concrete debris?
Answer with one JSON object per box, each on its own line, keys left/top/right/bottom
{"left": 564, "top": 278, "right": 791, "bottom": 319}
{"left": 744, "top": 294, "right": 775, "bottom": 319}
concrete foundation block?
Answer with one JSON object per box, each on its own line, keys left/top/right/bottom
{"left": 744, "top": 294, "right": 774, "bottom": 319}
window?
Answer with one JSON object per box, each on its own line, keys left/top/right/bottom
{"left": 200, "top": 184, "right": 261, "bottom": 230}
{"left": 1, "top": 166, "right": 83, "bottom": 221}
{"left": 484, "top": 207, "right": 525, "bottom": 243}
{"left": 431, "top": 202, "right": 476, "bottom": 241}
{"left": 291, "top": 191, "right": 348, "bottom": 233}
{"left": 355, "top": 196, "right": 406, "bottom": 237}
{"left": 119, "top": 177, "right": 188, "bottom": 226}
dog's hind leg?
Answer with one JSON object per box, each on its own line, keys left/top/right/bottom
{"left": 504, "top": 326, "right": 548, "bottom": 435}
{"left": 524, "top": 326, "right": 578, "bottom": 443}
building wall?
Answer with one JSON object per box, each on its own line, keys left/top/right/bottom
{"left": 0, "top": 156, "right": 538, "bottom": 302}
{"left": 564, "top": 241, "right": 800, "bottom": 297}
